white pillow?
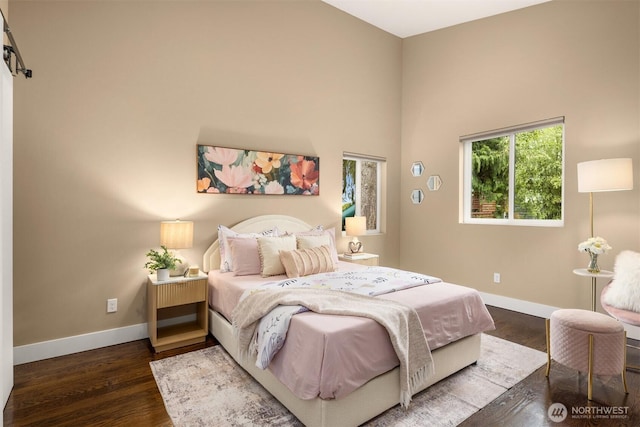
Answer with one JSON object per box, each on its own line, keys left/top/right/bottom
{"left": 291, "top": 228, "right": 339, "bottom": 265}
{"left": 257, "top": 235, "right": 296, "bottom": 277}
{"left": 280, "top": 224, "right": 323, "bottom": 235}
{"left": 296, "top": 234, "right": 331, "bottom": 250}
{"left": 218, "top": 225, "right": 277, "bottom": 272}
{"left": 602, "top": 250, "right": 640, "bottom": 312}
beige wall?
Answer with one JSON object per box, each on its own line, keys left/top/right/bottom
{"left": 9, "top": 0, "right": 640, "bottom": 348}
{"left": 401, "top": 1, "right": 639, "bottom": 310}
{"left": 10, "top": 0, "right": 402, "bottom": 346}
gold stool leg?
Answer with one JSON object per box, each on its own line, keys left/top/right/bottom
{"left": 588, "top": 334, "right": 594, "bottom": 401}
{"left": 622, "top": 332, "right": 629, "bottom": 394}
{"left": 545, "top": 318, "right": 551, "bottom": 377}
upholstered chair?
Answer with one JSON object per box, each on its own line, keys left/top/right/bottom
{"left": 601, "top": 250, "right": 640, "bottom": 371}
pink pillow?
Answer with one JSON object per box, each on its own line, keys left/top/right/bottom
{"left": 279, "top": 245, "right": 337, "bottom": 278}
{"left": 218, "top": 225, "right": 277, "bottom": 272}
{"left": 228, "top": 237, "right": 261, "bottom": 276}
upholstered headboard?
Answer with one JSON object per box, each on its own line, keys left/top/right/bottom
{"left": 202, "top": 214, "right": 314, "bottom": 272}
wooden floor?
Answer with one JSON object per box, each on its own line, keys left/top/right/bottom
{"left": 4, "top": 306, "right": 640, "bottom": 426}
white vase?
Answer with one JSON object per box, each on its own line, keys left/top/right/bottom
{"left": 156, "top": 268, "right": 170, "bottom": 281}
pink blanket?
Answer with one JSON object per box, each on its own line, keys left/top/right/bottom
{"left": 209, "top": 262, "right": 495, "bottom": 400}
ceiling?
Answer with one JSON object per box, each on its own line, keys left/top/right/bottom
{"left": 321, "top": 0, "right": 551, "bottom": 38}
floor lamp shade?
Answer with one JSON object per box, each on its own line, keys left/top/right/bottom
{"left": 160, "top": 220, "right": 194, "bottom": 249}
{"left": 577, "top": 158, "right": 634, "bottom": 237}
{"left": 577, "top": 158, "right": 634, "bottom": 193}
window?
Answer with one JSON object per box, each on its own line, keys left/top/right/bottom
{"left": 342, "top": 153, "right": 384, "bottom": 233}
{"left": 461, "top": 117, "right": 564, "bottom": 226}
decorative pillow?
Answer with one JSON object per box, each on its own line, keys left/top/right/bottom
{"left": 602, "top": 250, "right": 640, "bottom": 312}
{"left": 218, "top": 225, "right": 277, "bottom": 272}
{"left": 283, "top": 225, "right": 323, "bottom": 240}
{"left": 296, "top": 234, "right": 331, "bottom": 250}
{"left": 257, "top": 235, "right": 296, "bottom": 277}
{"left": 291, "top": 228, "right": 339, "bottom": 265}
{"left": 281, "top": 224, "right": 323, "bottom": 235}
{"left": 228, "top": 237, "right": 261, "bottom": 276}
{"left": 280, "top": 245, "right": 337, "bottom": 278}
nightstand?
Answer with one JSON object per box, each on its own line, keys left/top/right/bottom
{"left": 338, "top": 253, "right": 379, "bottom": 266}
{"left": 147, "top": 271, "right": 208, "bottom": 352}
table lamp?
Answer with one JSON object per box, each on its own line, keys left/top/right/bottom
{"left": 345, "top": 216, "right": 366, "bottom": 253}
{"left": 160, "top": 219, "right": 193, "bottom": 276}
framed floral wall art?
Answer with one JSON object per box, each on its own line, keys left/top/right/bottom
{"left": 197, "top": 145, "right": 320, "bottom": 195}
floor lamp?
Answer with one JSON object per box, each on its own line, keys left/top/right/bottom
{"left": 577, "top": 158, "right": 634, "bottom": 238}
{"left": 577, "top": 158, "right": 633, "bottom": 311}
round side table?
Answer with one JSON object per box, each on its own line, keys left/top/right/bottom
{"left": 572, "top": 268, "right": 614, "bottom": 311}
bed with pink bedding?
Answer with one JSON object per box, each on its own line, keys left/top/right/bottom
{"left": 203, "top": 215, "right": 495, "bottom": 427}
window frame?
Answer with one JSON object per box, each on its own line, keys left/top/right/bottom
{"left": 460, "top": 117, "right": 565, "bottom": 227}
{"left": 342, "top": 153, "right": 384, "bottom": 234}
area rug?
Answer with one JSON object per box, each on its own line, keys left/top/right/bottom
{"left": 150, "top": 334, "right": 547, "bottom": 426}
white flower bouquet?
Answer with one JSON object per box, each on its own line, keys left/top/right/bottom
{"left": 578, "top": 236, "right": 612, "bottom": 255}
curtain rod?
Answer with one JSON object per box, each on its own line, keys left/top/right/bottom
{"left": 1, "top": 9, "right": 32, "bottom": 78}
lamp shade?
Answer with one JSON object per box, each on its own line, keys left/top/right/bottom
{"left": 160, "top": 220, "right": 193, "bottom": 249}
{"left": 345, "top": 216, "right": 366, "bottom": 237}
{"left": 577, "top": 158, "right": 634, "bottom": 193}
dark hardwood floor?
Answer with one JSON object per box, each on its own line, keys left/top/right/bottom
{"left": 3, "top": 306, "right": 639, "bottom": 426}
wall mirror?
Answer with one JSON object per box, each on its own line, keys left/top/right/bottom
{"left": 411, "top": 161, "right": 424, "bottom": 177}
{"left": 410, "top": 189, "right": 424, "bottom": 204}
{"left": 427, "top": 175, "right": 442, "bottom": 191}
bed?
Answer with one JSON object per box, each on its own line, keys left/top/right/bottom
{"left": 203, "top": 215, "right": 495, "bottom": 426}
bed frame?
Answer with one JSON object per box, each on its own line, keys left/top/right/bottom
{"left": 203, "top": 215, "right": 481, "bottom": 427}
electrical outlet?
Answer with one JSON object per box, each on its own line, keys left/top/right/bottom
{"left": 493, "top": 273, "right": 501, "bottom": 284}
{"left": 107, "top": 298, "right": 118, "bottom": 313}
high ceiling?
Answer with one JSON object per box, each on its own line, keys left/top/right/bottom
{"left": 322, "top": 0, "right": 551, "bottom": 38}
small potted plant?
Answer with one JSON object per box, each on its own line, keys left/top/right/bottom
{"left": 144, "top": 246, "right": 182, "bottom": 281}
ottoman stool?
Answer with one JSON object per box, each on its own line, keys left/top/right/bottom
{"left": 545, "top": 308, "right": 628, "bottom": 400}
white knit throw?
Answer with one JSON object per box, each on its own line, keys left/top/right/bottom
{"left": 232, "top": 288, "right": 434, "bottom": 408}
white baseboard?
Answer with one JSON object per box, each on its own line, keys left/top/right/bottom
{"left": 14, "top": 297, "right": 640, "bottom": 365}
{"left": 481, "top": 291, "right": 640, "bottom": 341}
{"left": 480, "top": 292, "right": 558, "bottom": 319}
{"left": 13, "top": 314, "right": 196, "bottom": 365}
{"left": 13, "top": 323, "right": 148, "bottom": 365}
